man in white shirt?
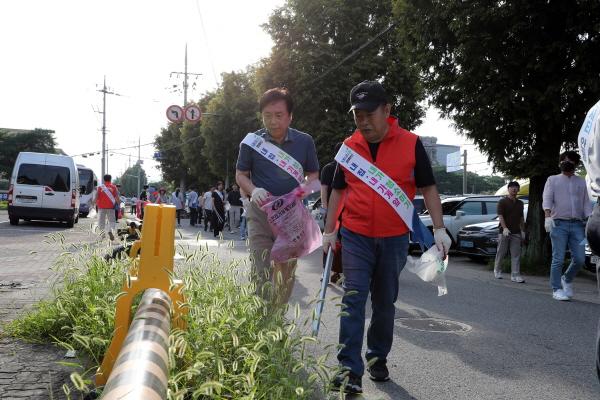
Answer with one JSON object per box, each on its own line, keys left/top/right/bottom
{"left": 203, "top": 187, "right": 214, "bottom": 232}
{"left": 542, "top": 150, "right": 592, "bottom": 301}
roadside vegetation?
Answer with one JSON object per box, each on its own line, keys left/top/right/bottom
{"left": 5, "top": 233, "right": 339, "bottom": 399}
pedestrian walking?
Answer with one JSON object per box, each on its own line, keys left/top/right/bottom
{"left": 203, "top": 187, "right": 214, "bottom": 232}
{"left": 322, "top": 81, "right": 450, "bottom": 394}
{"left": 236, "top": 87, "right": 320, "bottom": 304}
{"left": 130, "top": 195, "right": 137, "bottom": 215}
{"left": 172, "top": 188, "right": 184, "bottom": 226}
{"left": 154, "top": 187, "right": 170, "bottom": 205}
{"left": 494, "top": 181, "right": 526, "bottom": 282}
{"left": 543, "top": 150, "right": 592, "bottom": 301}
{"left": 96, "top": 174, "right": 119, "bottom": 241}
{"left": 227, "top": 184, "right": 243, "bottom": 230}
{"left": 211, "top": 182, "right": 225, "bottom": 237}
{"left": 187, "top": 187, "right": 199, "bottom": 226}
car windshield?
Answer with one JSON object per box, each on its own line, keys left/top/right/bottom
{"left": 423, "top": 200, "right": 462, "bottom": 215}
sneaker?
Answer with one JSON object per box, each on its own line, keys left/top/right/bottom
{"left": 108, "top": 231, "right": 115, "bottom": 241}
{"left": 552, "top": 289, "right": 570, "bottom": 301}
{"left": 367, "top": 360, "right": 390, "bottom": 382}
{"left": 511, "top": 275, "right": 525, "bottom": 283}
{"left": 494, "top": 270, "right": 502, "bottom": 279}
{"left": 330, "top": 372, "right": 362, "bottom": 394}
{"left": 561, "top": 276, "right": 573, "bottom": 298}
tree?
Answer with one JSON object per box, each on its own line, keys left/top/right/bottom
{"left": 431, "top": 166, "right": 505, "bottom": 195}
{"left": 394, "top": 0, "right": 600, "bottom": 265}
{"left": 180, "top": 92, "right": 219, "bottom": 191}
{"left": 0, "top": 129, "right": 57, "bottom": 177}
{"left": 257, "top": 0, "right": 425, "bottom": 164}
{"left": 200, "top": 71, "right": 261, "bottom": 186}
{"left": 117, "top": 163, "right": 147, "bottom": 197}
{"left": 155, "top": 123, "right": 192, "bottom": 189}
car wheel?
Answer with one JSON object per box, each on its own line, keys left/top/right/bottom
{"left": 9, "top": 216, "right": 19, "bottom": 226}
{"left": 75, "top": 215, "right": 79, "bottom": 224}
{"left": 80, "top": 212, "right": 89, "bottom": 218}
{"left": 66, "top": 218, "right": 74, "bottom": 228}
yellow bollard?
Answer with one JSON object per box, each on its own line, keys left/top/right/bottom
{"left": 96, "top": 204, "right": 187, "bottom": 386}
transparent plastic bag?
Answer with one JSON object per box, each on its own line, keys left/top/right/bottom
{"left": 405, "top": 246, "right": 449, "bottom": 296}
{"left": 261, "top": 181, "right": 322, "bottom": 263}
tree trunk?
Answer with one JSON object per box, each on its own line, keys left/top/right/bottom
{"left": 523, "top": 174, "right": 552, "bottom": 273}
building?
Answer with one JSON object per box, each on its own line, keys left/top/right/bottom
{"left": 419, "top": 136, "right": 460, "bottom": 166}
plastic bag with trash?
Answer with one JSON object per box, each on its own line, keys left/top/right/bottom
{"left": 261, "top": 180, "right": 323, "bottom": 263}
{"left": 405, "top": 246, "right": 448, "bottom": 296}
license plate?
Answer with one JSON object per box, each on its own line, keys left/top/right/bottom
{"left": 592, "top": 255, "right": 599, "bottom": 265}
{"left": 461, "top": 240, "right": 474, "bottom": 248}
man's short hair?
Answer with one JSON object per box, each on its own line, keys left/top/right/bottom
{"left": 259, "top": 87, "right": 293, "bottom": 114}
{"left": 103, "top": 174, "right": 111, "bottom": 182}
{"left": 559, "top": 150, "right": 581, "bottom": 164}
{"left": 507, "top": 181, "right": 520, "bottom": 189}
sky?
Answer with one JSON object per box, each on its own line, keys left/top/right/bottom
{"left": 0, "top": 0, "right": 492, "bottom": 183}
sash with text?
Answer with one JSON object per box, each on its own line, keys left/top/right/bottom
{"left": 242, "top": 132, "right": 304, "bottom": 184}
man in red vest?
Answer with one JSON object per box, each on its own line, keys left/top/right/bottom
{"left": 96, "top": 174, "right": 119, "bottom": 241}
{"left": 323, "top": 81, "right": 451, "bottom": 394}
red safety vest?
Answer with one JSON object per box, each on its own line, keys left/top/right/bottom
{"left": 341, "top": 117, "right": 418, "bottom": 237}
{"left": 96, "top": 182, "right": 119, "bottom": 209}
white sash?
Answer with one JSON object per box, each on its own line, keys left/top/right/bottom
{"left": 99, "top": 185, "right": 116, "bottom": 206}
{"left": 241, "top": 132, "right": 304, "bottom": 184}
{"left": 335, "top": 144, "right": 414, "bottom": 230}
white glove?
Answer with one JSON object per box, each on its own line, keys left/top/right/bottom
{"left": 323, "top": 230, "right": 338, "bottom": 253}
{"left": 434, "top": 228, "right": 452, "bottom": 257}
{"left": 251, "top": 187, "right": 269, "bottom": 206}
{"left": 544, "top": 217, "right": 554, "bottom": 233}
{"left": 502, "top": 229, "right": 510, "bottom": 237}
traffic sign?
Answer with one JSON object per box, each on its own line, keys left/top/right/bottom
{"left": 184, "top": 104, "right": 202, "bottom": 123}
{"left": 166, "top": 105, "right": 184, "bottom": 123}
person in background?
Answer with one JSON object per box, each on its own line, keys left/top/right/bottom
{"left": 114, "top": 184, "right": 123, "bottom": 222}
{"left": 187, "top": 187, "right": 199, "bottom": 226}
{"left": 320, "top": 142, "right": 344, "bottom": 284}
{"left": 130, "top": 195, "right": 137, "bottom": 215}
{"left": 211, "top": 181, "right": 226, "bottom": 237}
{"left": 228, "top": 183, "right": 243, "bottom": 231}
{"left": 240, "top": 188, "right": 249, "bottom": 241}
{"left": 172, "top": 187, "right": 184, "bottom": 226}
{"left": 96, "top": 174, "right": 119, "bottom": 241}
{"left": 542, "top": 150, "right": 592, "bottom": 301}
{"left": 203, "top": 187, "right": 214, "bottom": 232}
{"left": 494, "top": 181, "right": 526, "bottom": 282}
{"left": 155, "top": 187, "right": 170, "bottom": 204}
{"left": 323, "top": 81, "right": 450, "bottom": 394}
{"left": 139, "top": 184, "right": 149, "bottom": 219}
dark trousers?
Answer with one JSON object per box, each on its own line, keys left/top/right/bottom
{"left": 176, "top": 209, "right": 182, "bottom": 225}
{"left": 212, "top": 209, "right": 224, "bottom": 237}
{"left": 204, "top": 210, "right": 213, "bottom": 231}
{"left": 190, "top": 207, "right": 197, "bottom": 226}
{"left": 338, "top": 227, "right": 408, "bottom": 376}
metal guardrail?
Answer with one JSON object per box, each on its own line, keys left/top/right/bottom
{"left": 100, "top": 289, "right": 171, "bottom": 400}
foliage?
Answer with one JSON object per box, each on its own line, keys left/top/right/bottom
{"left": 200, "top": 71, "right": 261, "bottom": 187}
{"left": 0, "top": 129, "right": 57, "bottom": 177}
{"left": 257, "top": 0, "right": 425, "bottom": 164}
{"left": 394, "top": 0, "right": 600, "bottom": 264}
{"left": 116, "top": 163, "right": 147, "bottom": 197}
{"left": 155, "top": 123, "right": 192, "bottom": 189}
{"left": 432, "top": 166, "right": 506, "bottom": 195}
{"left": 6, "top": 236, "right": 335, "bottom": 399}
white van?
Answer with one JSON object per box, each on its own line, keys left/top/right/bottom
{"left": 8, "top": 152, "right": 80, "bottom": 227}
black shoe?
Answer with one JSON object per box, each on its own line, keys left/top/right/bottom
{"left": 330, "top": 272, "right": 342, "bottom": 284}
{"left": 330, "top": 372, "right": 362, "bottom": 394}
{"left": 367, "top": 359, "right": 390, "bottom": 382}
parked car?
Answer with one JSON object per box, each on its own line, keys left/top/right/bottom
{"left": 8, "top": 152, "right": 80, "bottom": 227}
{"left": 456, "top": 218, "right": 500, "bottom": 260}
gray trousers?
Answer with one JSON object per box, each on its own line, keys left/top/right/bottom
{"left": 494, "top": 233, "right": 522, "bottom": 275}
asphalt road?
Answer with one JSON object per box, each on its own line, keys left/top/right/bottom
{"left": 1, "top": 211, "right": 599, "bottom": 399}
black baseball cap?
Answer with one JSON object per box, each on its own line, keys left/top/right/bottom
{"left": 349, "top": 80, "right": 389, "bottom": 112}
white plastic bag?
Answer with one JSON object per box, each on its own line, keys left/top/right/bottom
{"left": 405, "top": 246, "right": 448, "bottom": 296}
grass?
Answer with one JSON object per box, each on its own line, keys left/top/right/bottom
{"left": 4, "top": 233, "right": 340, "bottom": 399}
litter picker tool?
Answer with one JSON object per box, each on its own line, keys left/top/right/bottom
{"left": 312, "top": 247, "right": 334, "bottom": 337}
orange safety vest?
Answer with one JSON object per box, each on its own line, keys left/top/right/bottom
{"left": 341, "top": 117, "right": 418, "bottom": 237}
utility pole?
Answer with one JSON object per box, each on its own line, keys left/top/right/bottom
{"left": 97, "top": 76, "right": 121, "bottom": 178}
{"left": 137, "top": 137, "right": 141, "bottom": 197}
{"left": 462, "top": 149, "right": 468, "bottom": 195}
{"left": 170, "top": 44, "right": 202, "bottom": 192}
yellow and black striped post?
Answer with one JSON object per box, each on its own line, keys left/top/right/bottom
{"left": 100, "top": 289, "right": 171, "bottom": 399}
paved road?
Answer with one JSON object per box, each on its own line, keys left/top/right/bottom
{"left": 1, "top": 210, "right": 599, "bottom": 399}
